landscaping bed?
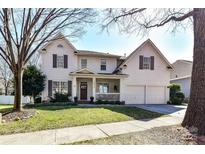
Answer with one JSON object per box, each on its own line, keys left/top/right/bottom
{"left": 72, "top": 125, "right": 197, "bottom": 145}
{"left": 0, "top": 105, "right": 163, "bottom": 135}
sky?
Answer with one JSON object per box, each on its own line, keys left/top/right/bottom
{"left": 71, "top": 23, "right": 193, "bottom": 64}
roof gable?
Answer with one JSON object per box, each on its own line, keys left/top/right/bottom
{"left": 71, "top": 68, "right": 96, "bottom": 74}
{"left": 39, "top": 32, "right": 77, "bottom": 53}
{"left": 118, "top": 39, "right": 173, "bottom": 69}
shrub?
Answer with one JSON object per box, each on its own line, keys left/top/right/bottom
{"left": 168, "top": 84, "right": 181, "bottom": 95}
{"left": 168, "top": 84, "right": 185, "bottom": 105}
{"left": 34, "top": 96, "right": 42, "bottom": 104}
{"left": 50, "top": 93, "right": 71, "bottom": 102}
{"left": 95, "top": 100, "right": 124, "bottom": 105}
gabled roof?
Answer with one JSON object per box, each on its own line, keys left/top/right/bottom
{"left": 173, "top": 59, "right": 193, "bottom": 65}
{"left": 117, "top": 39, "right": 173, "bottom": 69}
{"left": 70, "top": 68, "right": 96, "bottom": 74}
{"left": 39, "top": 32, "right": 76, "bottom": 52}
{"left": 75, "top": 50, "right": 121, "bottom": 58}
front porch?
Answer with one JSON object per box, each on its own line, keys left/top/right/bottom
{"left": 70, "top": 68, "right": 126, "bottom": 102}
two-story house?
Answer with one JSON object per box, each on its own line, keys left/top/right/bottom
{"left": 170, "top": 60, "right": 193, "bottom": 98}
{"left": 39, "top": 33, "right": 173, "bottom": 104}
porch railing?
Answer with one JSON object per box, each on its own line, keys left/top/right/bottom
{"left": 96, "top": 93, "right": 120, "bottom": 101}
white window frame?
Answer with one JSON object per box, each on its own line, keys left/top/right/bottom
{"left": 57, "top": 55, "right": 64, "bottom": 68}
{"left": 81, "top": 59, "right": 87, "bottom": 69}
{"left": 143, "top": 57, "right": 151, "bottom": 69}
{"left": 98, "top": 83, "right": 109, "bottom": 93}
{"left": 52, "top": 81, "right": 68, "bottom": 94}
{"left": 100, "top": 59, "right": 106, "bottom": 71}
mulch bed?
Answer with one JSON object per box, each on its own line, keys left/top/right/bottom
{"left": 2, "top": 109, "right": 37, "bottom": 123}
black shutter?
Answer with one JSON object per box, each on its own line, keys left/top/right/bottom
{"left": 48, "top": 80, "right": 52, "bottom": 97}
{"left": 150, "top": 56, "right": 154, "bottom": 70}
{"left": 139, "top": 55, "right": 144, "bottom": 70}
{"left": 64, "top": 55, "right": 68, "bottom": 68}
{"left": 53, "top": 54, "right": 57, "bottom": 68}
{"left": 68, "top": 80, "right": 72, "bottom": 96}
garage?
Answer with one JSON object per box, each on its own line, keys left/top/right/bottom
{"left": 146, "top": 86, "right": 166, "bottom": 104}
{"left": 124, "top": 85, "right": 166, "bottom": 104}
{"left": 124, "top": 85, "right": 145, "bottom": 104}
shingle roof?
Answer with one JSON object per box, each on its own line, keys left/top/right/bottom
{"left": 75, "top": 50, "right": 122, "bottom": 58}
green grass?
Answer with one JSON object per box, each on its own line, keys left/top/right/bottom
{"left": 0, "top": 104, "right": 13, "bottom": 114}
{"left": 0, "top": 105, "right": 163, "bottom": 135}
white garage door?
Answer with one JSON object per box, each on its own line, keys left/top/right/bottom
{"left": 146, "top": 86, "right": 165, "bottom": 104}
{"left": 124, "top": 85, "right": 145, "bottom": 104}
{"left": 124, "top": 85, "right": 166, "bottom": 104}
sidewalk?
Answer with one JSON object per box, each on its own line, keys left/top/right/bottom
{"left": 0, "top": 116, "right": 183, "bottom": 145}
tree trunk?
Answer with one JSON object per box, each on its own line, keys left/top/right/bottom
{"left": 182, "top": 8, "right": 205, "bottom": 135}
{"left": 5, "top": 84, "right": 8, "bottom": 95}
{"left": 13, "top": 69, "right": 23, "bottom": 112}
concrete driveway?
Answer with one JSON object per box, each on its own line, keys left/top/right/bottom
{"left": 134, "top": 104, "right": 187, "bottom": 118}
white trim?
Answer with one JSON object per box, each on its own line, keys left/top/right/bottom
{"left": 118, "top": 39, "right": 173, "bottom": 70}
{"left": 170, "top": 75, "right": 191, "bottom": 81}
{"left": 96, "top": 93, "right": 120, "bottom": 94}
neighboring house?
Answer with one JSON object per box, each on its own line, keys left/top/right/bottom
{"left": 39, "top": 33, "right": 173, "bottom": 104}
{"left": 170, "top": 60, "right": 193, "bottom": 98}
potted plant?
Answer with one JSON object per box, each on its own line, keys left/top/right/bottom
{"left": 74, "top": 96, "right": 78, "bottom": 103}
{"left": 90, "top": 96, "right": 94, "bottom": 103}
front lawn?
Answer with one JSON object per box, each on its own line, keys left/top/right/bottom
{"left": 0, "top": 104, "right": 13, "bottom": 114}
{"left": 0, "top": 105, "right": 163, "bottom": 135}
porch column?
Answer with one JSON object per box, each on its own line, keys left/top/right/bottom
{"left": 120, "top": 78, "right": 124, "bottom": 102}
{"left": 72, "top": 76, "right": 77, "bottom": 101}
{"left": 92, "top": 77, "right": 96, "bottom": 101}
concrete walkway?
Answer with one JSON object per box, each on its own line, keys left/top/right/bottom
{"left": 0, "top": 116, "right": 182, "bottom": 145}
{"left": 134, "top": 104, "right": 187, "bottom": 118}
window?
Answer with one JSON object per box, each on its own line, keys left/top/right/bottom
{"left": 101, "top": 59, "right": 106, "bottom": 71}
{"left": 81, "top": 59, "right": 87, "bottom": 69}
{"left": 57, "top": 56, "right": 64, "bottom": 68}
{"left": 99, "top": 83, "right": 109, "bottom": 93}
{"left": 143, "top": 57, "right": 151, "bottom": 69}
{"left": 52, "top": 81, "right": 68, "bottom": 94}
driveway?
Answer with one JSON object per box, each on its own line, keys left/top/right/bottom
{"left": 134, "top": 104, "right": 187, "bottom": 118}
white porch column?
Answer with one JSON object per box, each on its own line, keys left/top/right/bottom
{"left": 72, "top": 76, "right": 77, "bottom": 101}
{"left": 120, "top": 78, "right": 124, "bottom": 102}
{"left": 92, "top": 77, "right": 96, "bottom": 101}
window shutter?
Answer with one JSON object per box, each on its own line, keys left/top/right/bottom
{"left": 48, "top": 80, "right": 52, "bottom": 97}
{"left": 53, "top": 54, "right": 57, "bottom": 68}
{"left": 150, "top": 56, "right": 154, "bottom": 70}
{"left": 68, "top": 80, "right": 72, "bottom": 96}
{"left": 139, "top": 55, "right": 144, "bottom": 70}
{"left": 64, "top": 55, "right": 68, "bottom": 68}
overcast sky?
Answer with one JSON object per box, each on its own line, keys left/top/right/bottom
{"left": 71, "top": 23, "right": 193, "bottom": 64}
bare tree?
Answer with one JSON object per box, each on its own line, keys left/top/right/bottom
{"left": 101, "top": 8, "right": 205, "bottom": 135}
{"left": 0, "top": 8, "right": 96, "bottom": 111}
{"left": 0, "top": 58, "right": 13, "bottom": 95}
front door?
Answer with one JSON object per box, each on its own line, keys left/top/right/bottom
{"left": 80, "top": 82, "right": 87, "bottom": 100}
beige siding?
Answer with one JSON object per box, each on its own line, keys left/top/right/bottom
{"left": 121, "top": 43, "right": 170, "bottom": 104}
{"left": 171, "top": 60, "right": 192, "bottom": 79}
{"left": 77, "top": 56, "right": 117, "bottom": 73}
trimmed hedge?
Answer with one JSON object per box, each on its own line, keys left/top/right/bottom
{"left": 94, "top": 100, "right": 125, "bottom": 105}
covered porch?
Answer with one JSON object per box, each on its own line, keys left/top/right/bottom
{"left": 70, "top": 68, "right": 126, "bottom": 102}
